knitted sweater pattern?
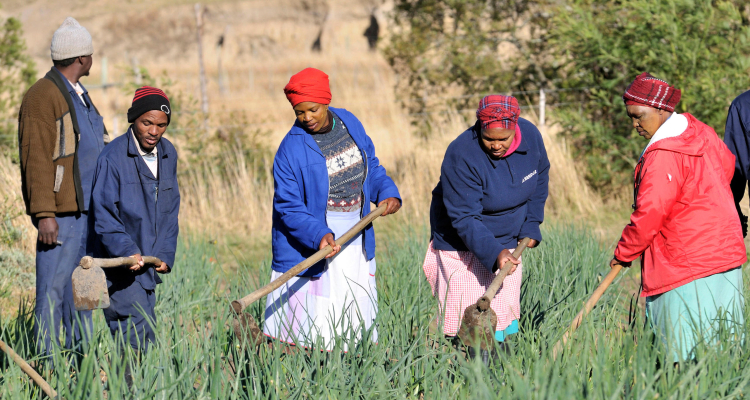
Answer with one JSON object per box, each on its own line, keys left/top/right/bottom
{"left": 311, "top": 111, "right": 365, "bottom": 212}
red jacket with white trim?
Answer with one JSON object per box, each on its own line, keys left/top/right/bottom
{"left": 614, "top": 113, "right": 746, "bottom": 297}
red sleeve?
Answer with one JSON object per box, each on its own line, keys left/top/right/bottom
{"left": 614, "top": 150, "right": 685, "bottom": 262}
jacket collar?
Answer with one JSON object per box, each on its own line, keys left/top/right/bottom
{"left": 126, "top": 126, "right": 170, "bottom": 159}
{"left": 288, "top": 107, "right": 351, "bottom": 157}
{"left": 640, "top": 113, "right": 687, "bottom": 158}
{"left": 53, "top": 67, "right": 88, "bottom": 98}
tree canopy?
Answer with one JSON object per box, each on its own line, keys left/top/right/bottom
{"left": 386, "top": 0, "right": 750, "bottom": 191}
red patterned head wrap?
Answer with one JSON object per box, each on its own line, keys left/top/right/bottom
{"left": 283, "top": 68, "right": 332, "bottom": 107}
{"left": 476, "top": 95, "right": 521, "bottom": 130}
{"left": 623, "top": 72, "right": 681, "bottom": 112}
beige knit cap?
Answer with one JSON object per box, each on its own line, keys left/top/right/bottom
{"left": 50, "top": 17, "right": 93, "bottom": 60}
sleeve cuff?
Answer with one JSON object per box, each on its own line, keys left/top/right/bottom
{"left": 519, "top": 222, "right": 543, "bottom": 244}
{"left": 35, "top": 212, "right": 56, "bottom": 219}
{"left": 312, "top": 227, "right": 335, "bottom": 251}
{"left": 376, "top": 187, "right": 401, "bottom": 205}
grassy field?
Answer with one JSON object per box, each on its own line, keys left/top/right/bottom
{"left": 1, "top": 223, "right": 749, "bottom": 399}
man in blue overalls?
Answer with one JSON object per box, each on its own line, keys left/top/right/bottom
{"left": 90, "top": 86, "right": 180, "bottom": 353}
{"left": 18, "top": 17, "right": 108, "bottom": 357}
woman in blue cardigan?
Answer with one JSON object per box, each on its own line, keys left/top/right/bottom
{"left": 423, "top": 95, "right": 550, "bottom": 356}
{"left": 264, "top": 68, "right": 401, "bottom": 351}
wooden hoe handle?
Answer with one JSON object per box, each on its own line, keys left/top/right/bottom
{"left": 80, "top": 256, "right": 163, "bottom": 269}
{"left": 552, "top": 263, "right": 624, "bottom": 359}
{"left": 482, "top": 237, "right": 532, "bottom": 301}
{"left": 0, "top": 338, "right": 58, "bottom": 399}
{"left": 231, "top": 204, "right": 388, "bottom": 314}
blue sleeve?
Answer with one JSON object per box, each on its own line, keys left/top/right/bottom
{"left": 519, "top": 132, "right": 550, "bottom": 244}
{"left": 441, "top": 149, "right": 504, "bottom": 271}
{"left": 273, "top": 148, "right": 333, "bottom": 251}
{"left": 92, "top": 157, "right": 141, "bottom": 258}
{"left": 724, "top": 97, "right": 750, "bottom": 207}
{"left": 154, "top": 162, "right": 180, "bottom": 269}
{"left": 362, "top": 130, "right": 401, "bottom": 204}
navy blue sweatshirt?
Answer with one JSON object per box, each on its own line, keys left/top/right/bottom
{"left": 724, "top": 90, "right": 750, "bottom": 212}
{"left": 430, "top": 118, "right": 550, "bottom": 271}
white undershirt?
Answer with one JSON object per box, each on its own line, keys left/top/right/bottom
{"left": 132, "top": 130, "right": 158, "bottom": 178}
{"left": 67, "top": 79, "right": 87, "bottom": 106}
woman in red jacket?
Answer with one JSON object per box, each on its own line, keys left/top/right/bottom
{"left": 611, "top": 73, "right": 746, "bottom": 363}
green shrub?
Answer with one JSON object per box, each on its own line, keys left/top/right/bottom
{"left": 551, "top": 0, "right": 750, "bottom": 191}
{"left": 0, "top": 14, "right": 36, "bottom": 157}
{"left": 386, "top": 0, "right": 750, "bottom": 192}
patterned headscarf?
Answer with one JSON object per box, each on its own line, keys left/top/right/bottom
{"left": 623, "top": 72, "right": 681, "bottom": 112}
{"left": 476, "top": 95, "right": 521, "bottom": 130}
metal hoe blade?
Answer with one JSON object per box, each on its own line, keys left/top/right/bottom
{"left": 72, "top": 265, "right": 110, "bottom": 311}
{"left": 232, "top": 312, "right": 265, "bottom": 347}
{"left": 457, "top": 297, "right": 497, "bottom": 350}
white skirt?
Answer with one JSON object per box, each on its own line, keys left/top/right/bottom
{"left": 263, "top": 210, "right": 378, "bottom": 351}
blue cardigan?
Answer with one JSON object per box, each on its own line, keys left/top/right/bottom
{"left": 272, "top": 107, "right": 401, "bottom": 277}
{"left": 430, "top": 118, "right": 550, "bottom": 271}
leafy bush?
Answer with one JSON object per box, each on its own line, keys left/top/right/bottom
{"left": 386, "top": 0, "right": 750, "bottom": 192}
{"left": 551, "top": 0, "right": 750, "bottom": 191}
{"left": 0, "top": 14, "right": 36, "bottom": 157}
{"left": 384, "top": 0, "right": 556, "bottom": 136}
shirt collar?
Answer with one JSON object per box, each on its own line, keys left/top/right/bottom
{"left": 131, "top": 129, "right": 158, "bottom": 157}
{"left": 53, "top": 67, "right": 87, "bottom": 97}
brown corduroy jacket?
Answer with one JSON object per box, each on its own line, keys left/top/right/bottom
{"left": 17, "top": 68, "right": 110, "bottom": 219}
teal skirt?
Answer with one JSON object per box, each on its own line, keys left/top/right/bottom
{"left": 646, "top": 267, "right": 744, "bottom": 362}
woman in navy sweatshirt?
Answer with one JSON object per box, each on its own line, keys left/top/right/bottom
{"left": 422, "top": 95, "right": 550, "bottom": 356}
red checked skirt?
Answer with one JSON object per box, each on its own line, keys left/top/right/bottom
{"left": 422, "top": 241, "right": 522, "bottom": 336}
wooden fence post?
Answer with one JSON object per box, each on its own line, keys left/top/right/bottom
{"left": 195, "top": 3, "right": 210, "bottom": 132}
{"left": 539, "top": 88, "right": 546, "bottom": 127}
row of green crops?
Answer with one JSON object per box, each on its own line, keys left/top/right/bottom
{"left": 1, "top": 223, "right": 749, "bottom": 399}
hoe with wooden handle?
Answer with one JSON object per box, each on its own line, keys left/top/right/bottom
{"left": 457, "top": 237, "right": 531, "bottom": 351}
{"left": 72, "top": 255, "right": 163, "bottom": 311}
{"left": 0, "top": 338, "right": 58, "bottom": 399}
{"left": 231, "top": 204, "right": 388, "bottom": 346}
{"left": 551, "top": 263, "right": 624, "bottom": 360}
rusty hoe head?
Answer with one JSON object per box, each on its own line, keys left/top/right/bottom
{"left": 232, "top": 311, "right": 265, "bottom": 347}
{"left": 457, "top": 296, "right": 498, "bottom": 351}
{"left": 72, "top": 261, "right": 110, "bottom": 311}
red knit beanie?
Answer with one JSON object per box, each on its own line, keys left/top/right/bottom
{"left": 127, "top": 86, "right": 171, "bottom": 125}
{"left": 623, "top": 72, "right": 681, "bottom": 112}
{"left": 283, "top": 68, "right": 332, "bottom": 107}
{"left": 476, "top": 95, "right": 521, "bottom": 130}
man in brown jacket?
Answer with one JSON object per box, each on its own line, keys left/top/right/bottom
{"left": 17, "top": 17, "right": 109, "bottom": 356}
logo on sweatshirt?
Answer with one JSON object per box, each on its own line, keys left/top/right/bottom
{"left": 522, "top": 170, "right": 537, "bottom": 183}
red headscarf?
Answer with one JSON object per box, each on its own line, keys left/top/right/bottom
{"left": 623, "top": 72, "right": 681, "bottom": 112}
{"left": 283, "top": 68, "right": 332, "bottom": 107}
{"left": 476, "top": 95, "right": 521, "bottom": 130}
{"left": 476, "top": 95, "right": 523, "bottom": 157}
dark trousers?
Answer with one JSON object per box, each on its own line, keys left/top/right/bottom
{"left": 33, "top": 213, "right": 93, "bottom": 354}
{"left": 103, "top": 277, "right": 156, "bottom": 352}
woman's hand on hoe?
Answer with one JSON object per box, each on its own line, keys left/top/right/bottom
{"left": 495, "top": 249, "right": 521, "bottom": 276}
{"left": 378, "top": 197, "right": 401, "bottom": 216}
{"left": 319, "top": 233, "right": 341, "bottom": 259}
